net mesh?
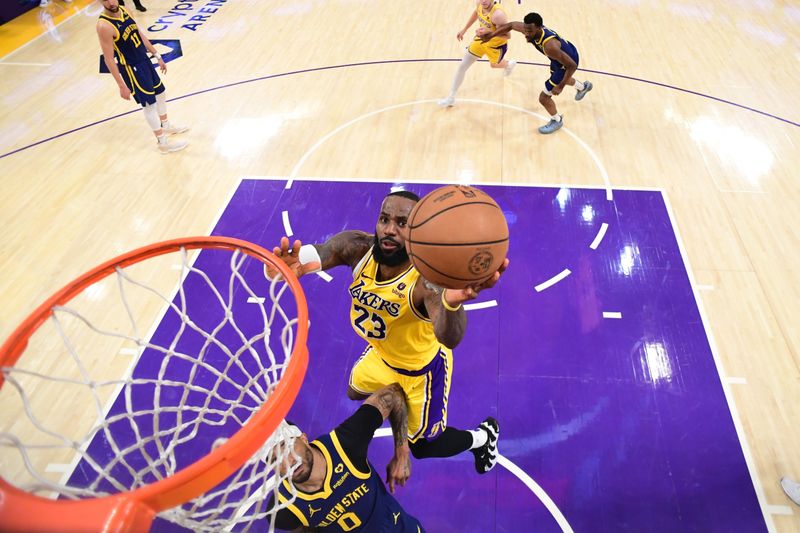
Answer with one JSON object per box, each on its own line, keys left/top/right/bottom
{"left": 0, "top": 244, "right": 305, "bottom": 532}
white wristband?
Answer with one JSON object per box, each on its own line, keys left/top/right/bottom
{"left": 298, "top": 244, "right": 322, "bottom": 272}
{"left": 264, "top": 244, "right": 322, "bottom": 281}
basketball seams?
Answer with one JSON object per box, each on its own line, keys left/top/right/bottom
{"left": 407, "top": 238, "right": 509, "bottom": 247}
{"left": 406, "top": 185, "right": 508, "bottom": 289}
{"left": 408, "top": 201, "right": 503, "bottom": 230}
{"left": 408, "top": 252, "right": 493, "bottom": 283}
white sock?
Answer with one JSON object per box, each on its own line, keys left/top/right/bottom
{"left": 449, "top": 51, "right": 478, "bottom": 97}
{"left": 551, "top": 114, "right": 562, "bottom": 122}
{"left": 155, "top": 91, "right": 167, "bottom": 116}
{"left": 468, "top": 428, "right": 488, "bottom": 450}
{"left": 573, "top": 80, "right": 585, "bottom": 91}
{"left": 142, "top": 104, "right": 160, "bottom": 131}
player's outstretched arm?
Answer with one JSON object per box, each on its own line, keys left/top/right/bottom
{"left": 364, "top": 383, "right": 411, "bottom": 493}
{"left": 266, "top": 231, "right": 372, "bottom": 280}
{"left": 481, "top": 21, "right": 526, "bottom": 42}
{"left": 417, "top": 258, "right": 510, "bottom": 348}
{"left": 418, "top": 280, "right": 467, "bottom": 349}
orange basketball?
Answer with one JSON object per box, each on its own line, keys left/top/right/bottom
{"left": 405, "top": 185, "right": 509, "bottom": 289}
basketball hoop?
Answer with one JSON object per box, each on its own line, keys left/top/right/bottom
{"left": 0, "top": 237, "right": 309, "bottom": 532}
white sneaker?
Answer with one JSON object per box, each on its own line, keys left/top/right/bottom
{"left": 504, "top": 60, "right": 517, "bottom": 77}
{"left": 782, "top": 478, "right": 800, "bottom": 506}
{"left": 437, "top": 96, "right": 455, "bottom": 107}
{"left": 40, "top": 0, "right": 50, "bottom": 6}
{"left": 162, "top": 123, "right": 190, "bottom": 135}
{"left": 158, "top": 138, "right": 188, "bottom": 154}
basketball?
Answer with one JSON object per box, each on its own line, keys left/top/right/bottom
{"left": 405, "top": 185, "right": 509, "bottom": 289}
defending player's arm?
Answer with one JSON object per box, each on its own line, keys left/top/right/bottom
{"left": 267, "top": 232, "right": 372, "bottom": 279}
{"left": 489, "top": 7, "right": 510, "bottom": 39}
{"left": 480, "top": 21, "right": 526, "bottom": 42}
{"left": 363, "top": 383, "right": 411, "bottom": 493}
{"left": 544, "top": 39, "right": 577, "bottom": 95}
{"left": 96, "top": 21, "right": 131, "bottom": 101}
{"left": 415, "top": 258, "right": 510, "bottom": 349}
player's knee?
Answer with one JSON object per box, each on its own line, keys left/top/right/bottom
{"left": 539, "top": 92, "right": 551, "bottom": 104}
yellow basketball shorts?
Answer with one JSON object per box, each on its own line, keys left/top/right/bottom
{"left": 349, "top": 345, "right": 453, "bottom": 443}
{"left": 467, "top": 36, "right": 509, "bottom": 65}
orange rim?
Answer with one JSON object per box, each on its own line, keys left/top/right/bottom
{"left": 0, "top": 237, "right": 309, "bottom": 533}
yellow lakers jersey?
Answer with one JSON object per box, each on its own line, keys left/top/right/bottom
{"left": 348, "top": 252, "right": 440, "bottom": 370}
{"left": 475, "top": 1, "right": 508, "bottom": 47}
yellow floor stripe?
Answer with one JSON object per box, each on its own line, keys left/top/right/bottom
{"left": 0, "top": 0, "right": 96, "bottom": 59}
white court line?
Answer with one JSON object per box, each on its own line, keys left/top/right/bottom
{"left": 661, "top": 190, "right": 775, "bottom": 532}
{"left": 118, "top": 348, "right": 137, "bottom": 356}
{"left": 286, "top": 99, "right": 614, "bottom": 201}
{"left": 497, "top": 455, "right": 575, "bottom": 533}
{"left": 589, "top": 223, "right": 609, "bottom": 250}
{"left": 371, "top": 429, "right": 574, "bottom": 532}
{"left": 464, "top": 300, "right": 497, "bottom": 311}
{"left": 281, "top": 210, "right": 293, "bottom": 237}
{"left": 0, "top": 62, "right": 52, "bottom": 67}
{"left": 247, "top": 296, "right": 266, "bottom": 304}
{"left": 249, "top": 175, "right": 661, "bottom": 193}
{"left": 602, "top": 312, "right": 622, "bottom": 319}
{"left": 316, "top": 271, "right": 333, "bottom": 282}
{"left": 725, "top": 377, "right": 748, "bottom": 385}
{"left": 45, "top": 463, "right": 72, "bottom": 473}
{"left": 535, "top": 269, "right": 571, "bottom": 292}
{"left": 766, "top": 505, "right": 793, "bottom": 516}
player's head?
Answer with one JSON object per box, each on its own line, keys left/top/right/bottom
{"left": 480, "top": 0, "right": 494, "bottom": 9}
{"left": 524, "top": 12, "right": 544, "bottom": 28}
{"left": 271, "top": 421, "right": 314, "bottom": 484}
{"left": 102, "top": 0, "right": 120, "bottom": 12}
{"left": 373, "top": 190, "right": 420, "bottom": 267}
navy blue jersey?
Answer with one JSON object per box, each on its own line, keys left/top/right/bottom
{"left": 527, "top": 26, "right": 579, "bottom": 64}
{"left": 271, "top": 405, "right": 424, "bottom": 532}
{"left": 98, "top": 7, "right": 150, "bottom": 66}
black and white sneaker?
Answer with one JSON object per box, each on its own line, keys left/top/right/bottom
{"left": 471, "top": 417, "right": 500, "bottom": 474}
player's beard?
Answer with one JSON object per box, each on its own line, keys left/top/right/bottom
{"left": 108, "top": 4, "right": 119, "bottom": 12}
{"left": 292, "top": 446, "right": 314, "bottom": 484}
{"left": 372, "top": 234, "right": 409, "bottom": 267}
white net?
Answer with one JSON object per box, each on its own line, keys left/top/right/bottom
{"left": 0, "top": 244, "right": 306, "bottom": 532}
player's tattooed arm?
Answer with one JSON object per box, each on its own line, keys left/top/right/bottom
{"left": 419, "top": 281, "right": 468, "bottom": 350}
{"left": 365, "top": 383, "right": 412, "bottom": 493}
{"left": 268, "top": 231, "right": 371, "bottom": 279}
{"left": 314, "top": 230, "right": 373, "bottom": 270}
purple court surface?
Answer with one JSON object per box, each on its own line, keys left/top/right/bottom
{"left": 72, "top": 178, "right": 767, "bottom": 532}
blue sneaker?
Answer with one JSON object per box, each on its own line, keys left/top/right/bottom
{"left": 538, "top": 117, "right": 563, "bottom": 134}
{"left": 575, "top": 81, "right": 593, "bottom": 101}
